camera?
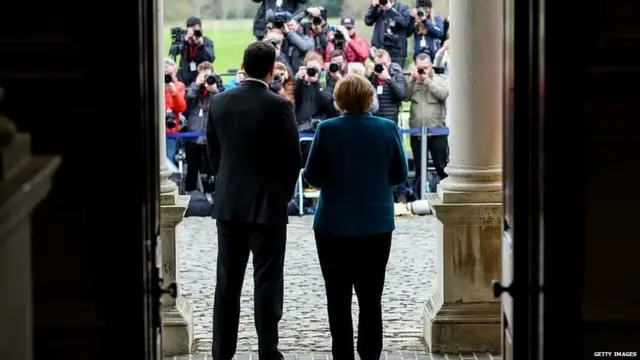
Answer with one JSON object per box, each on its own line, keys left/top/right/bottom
{"left": 333, "top": 31, "right": 345, "bottom": 49}
{"left": 193, "top": 27, "right": 202, "bottom": 37}
{"left": 433, "top": 67, "right": 445, "bottom": 75}
{"left": 329, "top": 62, "right": 340, "bottom": 73}
{"left": 306, "top": 67, "right": 318, "bottom": 77}
{"left": 166, "top": 111, "right": 186, "bottom": 131}
{"left": 382, "top": 33, "right": 399, "bottom": 48}
{"left": 374, "top": 64, "right": 384, "bottom": 73}
{"left": 204, "top": 74, "right": 217, "bottom": 86}
{"left": 266, "top": 9, "right": 293, "bottom": 29}
{"left": 168, "top": 27, "right": 187, "bottom": 60}
{"left": 417, "top": 7, "right": 426, "bottom": 17}
{"left": 311, "top": 16, "right": 323, "bottom": 25}
{"left": 417, "top": 68, "right": 425, "bottom": 75}
{"left": 379, "top": 0, "right": 388, "bottom": 5}
{"left": 164, "top": 72, "right": 173, "bottom": 84}
{"left": 269, "top": 76, "right": 283, "bottom": 94}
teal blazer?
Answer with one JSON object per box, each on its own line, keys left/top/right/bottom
{"left": 303, "top": 113, "right": 409, "bottom": 237}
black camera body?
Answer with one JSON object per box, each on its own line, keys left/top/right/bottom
{"left": 379, "top": 0, "right": 389, "bottom": 5}
{"left": 193, "top": 27, "right": 203, "bottom": 37}
{"left": 166, "top": 111, "right": 187, "bottom": 131}
{"left": 417, "top": 7, "right": 426, "bottom": 17}
{"left": 203, "top": 74, "right": 217, "bottom": 86}
{"left": 306, "top": 67, "right": 318, "bottom": 77}
{"left": 417, "top": 68, "right": 426, "bottom": 75}
{"left": 267, "top": 9, "right": 293, "bottom": 29}
{"left": 374, "top": 63, "right": 384, "bottom": 73}
{"left": 169, "top": 27, "right": 187, "bottom": 59}
{"left": 164, "top": 72, "right": 173, "bottom": 84}
{"left": 329, "top": 62, "right": 340, "bottom": 73}
{"left": 382, "top": 33, "right": 399, "bottom": 48}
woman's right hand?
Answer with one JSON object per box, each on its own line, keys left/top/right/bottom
{"left": 297, "top": 66, "right": 307, "bottom": 81}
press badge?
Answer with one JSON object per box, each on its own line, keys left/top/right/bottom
{"left": 420, "top": 37, "right": 427, "bottom": 48}
{"left": 190, "top": 61, "right": 197, "bottom": 71}
{"left": 389, "top": 20, "right": 396, "bottom": 27}
{"left": 377, "top": 85, "right": 384, "bottom": 95}
{"left": 198, "top": 108, "right": 204, "bottom": 117}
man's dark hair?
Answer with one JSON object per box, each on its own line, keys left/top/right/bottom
{"left": 417, "top": 0, "right": 432, "bottom": 7}
{"left": 243, "top": 41, "right": 276, "bottom": 79}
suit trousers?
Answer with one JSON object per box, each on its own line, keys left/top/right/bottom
{"left": 212, "top": 220, "right": 287, "bottom": 360}
{"left": 314, "top": 231, "right": 392, "bottom": 360}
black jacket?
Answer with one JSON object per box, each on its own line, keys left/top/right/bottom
{"left": 184, "top": 75, "right": 225, "bottom": 144}
{"left": 178, "top": 37, "right": 215, "bottom": 86}
{"left": 368, "top": 62, "right": 407, "bottom": 123}
{"left": 363, "top": 2, "right": 412, "bottom": 58}
{"left": 252, "top": 0, "right": 307, "bottom": 38}
{"left": 294, "top": 79, "right": 338, "bottom": 131}
{"left": 207, "top": 80, "right": 302, "bottom": 225}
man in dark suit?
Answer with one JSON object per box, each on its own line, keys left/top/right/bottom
{"left": 206, "top": 41, "right": 302, "bottom": 360}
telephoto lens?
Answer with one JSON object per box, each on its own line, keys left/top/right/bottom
{"left": 273, "top": 74, "right": 281, "bottom": 82}
{"left": 417, "top": 68, "right": 425, "bottom": 75}
{"left": 306, "top": 67, "right": 318, "bottom": 77}
{"left": 312, "top": 16, "right": 323, "bottom": 25}
{"left": 194, "top": 28, "right": 203, "bottom": 37}
{"left": 417, "top": 8, "right": 425, "bottom": 17}
{"left": 205, "top": 75, "right": 216, "bottom": 85}
{"left": 164, "top": 72, "right": 173, "bottom": 84}
{"left": 379, "top": 0, "right": 388, "bottom": 5}
{"left": 374, "top": 64, "right": 384, "bottom": 73}
{"left": 329, "top": 63, "right": 340, "bottom": 73}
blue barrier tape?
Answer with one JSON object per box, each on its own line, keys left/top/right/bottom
{"left": 167, "top": 127, "right": 449, "bottom": 139}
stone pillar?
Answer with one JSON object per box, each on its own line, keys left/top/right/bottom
{"left": 422, "top": 0, "right": 503, "bottom": 353}
{"left": 156, "top": 0, "right": 193, "bottom": 356}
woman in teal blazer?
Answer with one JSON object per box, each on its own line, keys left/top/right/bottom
{"left": 303, "top": 74, "right": 408, "bottom": 360}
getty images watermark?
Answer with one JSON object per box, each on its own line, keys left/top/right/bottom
{"left": 594, "top": 352, "right": 638, "bottom": 357}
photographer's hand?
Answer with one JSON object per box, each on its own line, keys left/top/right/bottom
{"left": 185, "top": 28, "right": 194, "bottom": 42}
{"left": 337, "top": 26, "right": 351, "bottom": 42}
{"left": 282, "top": 23, "right": 290, "bottom": 33}
{"left": 297, "top": 66, "right": 307, "bottom": 80}
{"left": 371, "top": 0, "right": 379, "bottom": 6}
{"left": 383, "top": 1, "right": 393, "bottom": 10}
{"left": 196, "top": 37, "right": 204, "bottom": 45}
{"left": 367, "top": 63, "right": 375, "bottom": 75}
{"left": 166, "top": 82, "right": 178, "bottom": 94}
{"left": 329, "top": 71, "right": 342, "bottom": 81}
{"left": 411, "top": 8, "right": 418, "bottom": 18}
{"left": 379, "top": 66, "right": 391, "bottom": 80}
{"left": 410, "top": 67, "right": 420, "bottom": 80}
{"left": 195, "top": 74, "right": 205, "bottom": 85}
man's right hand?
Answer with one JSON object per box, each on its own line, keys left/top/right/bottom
{"left": 195, "top": 74, "right": 205, "bottom": 85}
{"left": 297, "top": 66, "right": 307, "bottom": 80}
{"left": 185, "top": 28, "right": 194, "bottom": 42}
{"left": 371, "top": 0, "right": 379, "bottom": 6}
{"left": 367, "top": 63, "right": 375, "bottom": 75}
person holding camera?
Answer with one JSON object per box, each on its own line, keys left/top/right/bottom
{"left": 280, "top": 19, "right": 315, "bottom": 71}
{"left": 294, "top": 52, "right": 338, "bottom": 135}
{"left": 324, "top": 16, "right": 370, "bottom": 64}
{"left": 297, "top": 7, "right": 332, "bottom": 60}
{"left": 410, "top": 0, "right": 444, "bottom": 61}
{"left": 323, "top": 49, "right": 347, "bottom": 95}
{"left": 364, "top": 0, "right": 412, "bottom": 68}
{"left": 405, "top": 53, "right": 449, "bottom": 195}
{"left": 252, "top": 0, "right": 307, "bottom": 41}
{"left": 183, "top": 61, "right": 224, "bottom": 193}
{"left": 367, "top": 49, "right": 406, "bottom": 124}
{"left": 224, "top": 70, "right": 246, "bottom": 90}
{"left": 164, "top": 59, "right": 188, "bottom": 164}
{"left": 178, "top": 17, "right": 215, "bottom": 87}
{"left": 330, "top": 62, "right": 380, "bottom": 114}
{"left": 269, "top": 61, "right": 296, "bottom": 103}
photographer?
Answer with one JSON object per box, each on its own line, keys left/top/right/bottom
{"left": 404, "top": 53, "right": 449, "bottom": 194}
{"left": 324, "top": 16, "right": 370, "bottom": 64}
{"left": 298, "top": 7, "right": 331, "bottom": 60}
{"left": 410, "top": 0, "right": 444, "bottom": 61}
{"left": 322, "top": 50, "right": 347, "bottom": 95}
{"left": 332, "top": 63, "right": 379, "bottom": 113}
{"left": 269, "top": 61, "right": 296, "bottom": 103}
{"left": 294, "top": 52, "right": 338, "bottom": 134}
{"left": 252, "top": 0, "right": 307, "bottom": 40}
{"left": 367, "top": 48, "right": 406, "bottom": 124}
{"left": 183, "top": 61, "right": 224, "bottom": 193}
{"left": 178, "top": 17, "right": 215, "bottom": 87}
{"left": 281, "top": 19, "right": 314, "bottom": 71}
{"left": 164, "top": 59, "right": 187, "bottom": 164}
{"left": 364, "top": 0, "right": 412, "bottom": 67}
{"left": 224, "top": 70, "right": 246, "bottom": 90}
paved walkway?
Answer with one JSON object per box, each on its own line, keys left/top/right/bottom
{"left": 177, "top": 215, "right": 438, "bottom": 354}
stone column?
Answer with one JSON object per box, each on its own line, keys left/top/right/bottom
{"left": 423, "top": 0, "right": 503, "bottom": 353}
{"left": 156, "top": 0, "right": 193, "bottom": 356}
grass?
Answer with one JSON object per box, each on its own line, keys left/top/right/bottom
{"left": 163, "top": 18, "right": 413, "bottom": 149}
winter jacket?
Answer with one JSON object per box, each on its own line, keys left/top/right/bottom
{"left": 404, "top": 73, "right": 448, "bottom": 130}
{"left": 184, "top": 75, "right": 224, "bottom": 144}
{"left": 369, "top": 62, "right": 407, "bottom": 123}
{"left": 364, "top": 2, "right": 413, "bottom": 58}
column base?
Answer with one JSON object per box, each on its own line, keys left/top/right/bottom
{"left": 423, "top": 293, "right": 501, "bottom": 353}
{"left": 162, "top": 295, "right": 194, "bottom": 357}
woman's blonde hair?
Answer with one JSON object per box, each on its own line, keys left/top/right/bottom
{"left": 333, "top": 73, "right": 374, "bottom": 113}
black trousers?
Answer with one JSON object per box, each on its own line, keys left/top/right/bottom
{"left": 391, "top": 56, "right": 406, "bottom": 69}
{"left": 212, "top": 220, "right": 286, "bottom": 360}
{"left": 410, "top": 134, "right": 449, "bottom": 196}
{"left": 185, "top": 142, "right": 213, "bottom": 192}
{"left": 314, "top": 231, "right": 392, "bottom": 360}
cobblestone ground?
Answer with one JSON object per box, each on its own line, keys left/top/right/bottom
{"left": 177, "top": 215, "right": 437, "bottom": 354}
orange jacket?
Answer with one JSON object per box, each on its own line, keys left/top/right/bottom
{"left": 165, "top": 81, "right": 186, "bottom": 134}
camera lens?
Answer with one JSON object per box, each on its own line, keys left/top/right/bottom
{"left": 164, "top": 73, "right": 172, "bottom": 84}
{"left": 417, "top": 10, "right": 424, "bottom": 17}
{"left": 312, "top": 16, "right": 322, "bottom": 25}
{"left": 307, "top": 67, "right": 318, "bottom": 77}
{"left": 374, "top": 64, "right": 384, "bottom": 73}
{"left": 417, "top": 68, "right": 425, "bottom": 75}
{"left": 379, "top": 0, "right": 388, "bottom": 5}
{"left": 194, "top": 29, "right": 202, "bottom": 37}
{"left": 329, "top": 63, "right": 339, "bottom": 73}
{"left": 205, "top": 75, "right": 216, "bottom": 85}
{"left": 273, "top": 74, "right": 281, "bottom": 82}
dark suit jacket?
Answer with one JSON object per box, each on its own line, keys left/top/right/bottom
{"left": 303, "top": 113, "right": 408, "bottom": 237}
{"left": 207, "top": 79, "right": 302, "bottom": 225}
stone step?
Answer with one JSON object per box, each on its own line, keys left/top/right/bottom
{"left": 165, "top": 352, "right": 502, "bottom": 360}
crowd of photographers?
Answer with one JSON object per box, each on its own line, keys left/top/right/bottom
{"left": 164, "top": 0, "right": 451, "bottom": 200}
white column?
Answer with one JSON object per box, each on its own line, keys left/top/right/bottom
{"left": 423, "top": 0, "right": 503, "bottom": 353}
{"left": 157, "top": 0, "right": 193, "bottom": 356}
{"left": 437, "top": 0, "right": 503, "bottom": 203}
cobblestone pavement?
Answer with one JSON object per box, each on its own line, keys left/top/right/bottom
{"left": 177, "top": 215, "right": 437, "bottom": 354}
{"left": 165, "top": 352, "right": 501, "bottom": 360}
